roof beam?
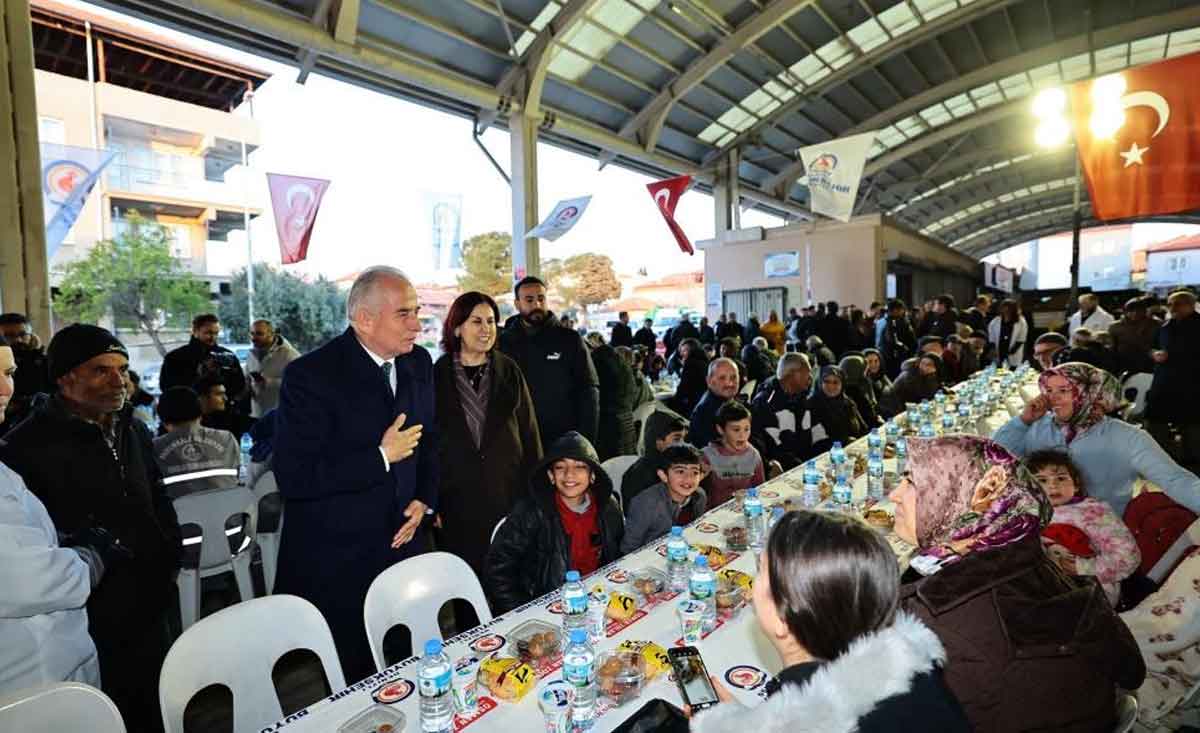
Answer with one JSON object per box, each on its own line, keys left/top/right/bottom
{"left": 896, "top": 150, "right": 1074, "bottom": 220}
{"left": 713, "top": 0, "right": 1020, "bottom": 161}
{"left": 294, "top": 0, "right": 334, "bottom": 84}
{"left": 934, "top": 188, "right": 1076, "bottom": 241}
{"left": 618, "top": 0, "right": 814, "bottom": 152}
{"left": 846, "top": 5, "right": 1200, "bottom": 135}
{"left": 493, "top": 0, "right": 601, "bottom": 119}
{"left": 922, "top": 175, "right": 1079, "bottom": 236}
{"left": 953, "top": 202, "right": 1083, "bottom": 253}
{"left": 332, "top": 0, "right": 359, "bottom": 45}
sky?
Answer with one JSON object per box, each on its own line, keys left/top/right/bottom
{"left": 66, "top": 0, "right": 786, "bottom": 285}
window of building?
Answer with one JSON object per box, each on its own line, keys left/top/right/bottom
{"left": 38, "top": 116, "right": 65, "bottom": 145}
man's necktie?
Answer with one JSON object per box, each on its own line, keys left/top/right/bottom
{"left": 381, "top": 361, "right": 395, "bottom": 400}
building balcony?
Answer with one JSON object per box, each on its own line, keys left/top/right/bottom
{"left": 105, "top": 155, "right": 259, "bottom": 214}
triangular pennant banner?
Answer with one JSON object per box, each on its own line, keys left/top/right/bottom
{"left": 267, "top": 172, "right": 331, "bottom": 264}
{"left": 526, "top": 195, "right": 592, "bottom": 241}
{"left": 646, "top": 174, "right": 694, "bottom": 255}
{"left": 797, "top": 131, "right": 877, "bottom": 222}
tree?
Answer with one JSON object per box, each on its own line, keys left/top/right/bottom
{"left": 55, "top": 212, "right": 209, "bottom": 356}
{"left": 219, "top": 264, "right": 346, "bottom": 353}
{"left": 554, "top": 253, "right": 622, "bottom": 313}
{"left": 457, "top": 231, "right": 511, "bottom": 296}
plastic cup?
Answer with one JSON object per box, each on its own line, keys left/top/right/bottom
{"left": 587, "top": 588, "right": 609, "bottom": 642}
{"left": 539, "top": 680, "right": 572, "bottom": 733}
{"left": 452, "top": 655, "right": 480, "bottom": 716}
{"left": 677, "top": 599, "right": 706, "bottom": 645}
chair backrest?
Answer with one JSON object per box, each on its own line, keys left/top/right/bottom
{"left": 363, "top": 552, "right": 493, "bottom": 672}
{"left": 740, "top": 379, "right": 757, "bottom": 398}
{"left": 1113, "top": 693, "right": 1138, "bottom": 733}
{"left": 159, "top": 595, "right": 345, "bottom": 733}
{"left": 490, "top": 516, "right": 506, "bottom": 544}
{"left": 173, "top": 486, "right": 258, "bottom": 571}
{"left": 601, "top": 455, "right": 640, "bottom": 509}
{"left": 0, "top": 683, "right": 124, "bottom": 733}
{"left": 250, "top": 469, "right": 278, "bottom": 503}
{"left": 1122, "top": 372, "right": 1153, "bottom": 420}
{"left": 1146, "top": 516, "right": 1200, "bottom": 583}
{"left": 633, "top": 401, "right": 661, "bottom": 455}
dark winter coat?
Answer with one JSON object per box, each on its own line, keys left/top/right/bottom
{"left": 160, "top": 337, "right": 247, "bottom": 399}
{"left": 876, "top": 316, "right": 916, "bottom": 379}
{"left": 667, "top": 321, "right": 699, "bottom": 353}
{"left": 1108, "top": 315, "right": 1159, "bottom": 375}
{"left": 918, "top": 309, "right": 959, "bottom": 340}
{"left": 815, "top": 314, "right": 848, "bottom": 357}
{"left": 698, "top": 323, "right": 716, "bottom": 345}
{"left": 672, "top": 354, "right": 710, "bottom": 417}
{"left": 750, "top": 376, "right": 816, "bottom": 469}
{"left": 499, "top": 313, "right": 600, "bottom": 449}
{"left": 807, "top": 379, "right": 868, "bottom": 453}
{"left": 591, "top": 344, "right": 639, "bottom": 460}
{"left": 0, "top": 398, "right": 181, "bottom": 653}
{"left": 272, "top": 329, "right": 439, "bottom": 679}
{"left": 880, "top": 358, "right": 941, "bottom": 418}
{"left": 621, "top": 407, "right": 689, "bottom": 508}
{"left": 633, "top": 326, "right": 657, "bottom": 352}
{"left": 901, "top": 534, "right": 1145, "bottom": 733}
{"left": 739, "top": 344, "right": 773, "bottom": 385}
{"left": 1147, "top": 311, "right": 1200, "bottom": 423}
{"left": 693, "top": 612, "right": 970, "bottom": 733}
{"left": 433, "top": 351, "right": 542, "bottom": 579}
{"left": 610, "top": 322, "right": 633, "bottom": 348}
{"left": 688, "top": 389, "right": 728, "bottom": 453}
{"left": 485, "top": 432, "right": 625, "bottom": 613}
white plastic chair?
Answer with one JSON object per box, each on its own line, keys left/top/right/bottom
{"left": 159, "top": 594, "right": 345, "bottom": 733}
{"left": 490, "top": 516, "right": 507, "bottom": 544}
{"left": 633, "top": 401, "right": 661, "bottom": 455}
{"left": 1122, "top": 372, "right": 1153, "bottom": 421}
{"left": 1148, "top": 517, "right": 1200, "bottom": 584}
{"left": 740, "top": 379, "right": 757, "bottom": 398}
{"left": 173, "top": 486, "right": 258, "bottom": 630}
{"left": 1114, "top": 693, "right": 1138, "bottom": 733}
{"left": 249, "top": 469, "right": 282, "bottom": 593}
{"left": 363, "top": 552, "right": 493, "bottom": 672}
{"left": 0, "top": 682, "right": 124, "bottom": 733}
{"left": 602, "top": 455, "right": 639, "bottom": 509}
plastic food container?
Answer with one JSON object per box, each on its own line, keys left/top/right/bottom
{"left": 596, "top": 650, "right": 647, "bottom": 706}
{"left": 507, "top": 619, "right": 562, "bottom": 666}
{"left": 715, "top": 582, "right": 745, "bottom": 619}
{"left": 723, "top": 524, "right": 748, "bottom": 551}
{"left": 629, "top": 568, "right": 667, "bottom": 603}
{"left": 337, "top": 704, "right": 406, "bottom": 733}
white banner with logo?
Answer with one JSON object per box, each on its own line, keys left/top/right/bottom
{"left": 797, "top": 131, "right": 877, "bottom": 223}
{"left": 525, "top": 195, "right": 592, "bottom": 241}
{"left": 40, "top": 143, "right": 116, "bottom": 257}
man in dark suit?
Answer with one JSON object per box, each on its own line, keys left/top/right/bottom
{"left": 273, "top": 266, "right": 437, "bottom": 681}
{"left": 610, "top": 311, "right": 634, "bottom": 348}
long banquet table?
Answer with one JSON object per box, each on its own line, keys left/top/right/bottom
{"left": 263, "top": 377, "right": 1035, "bottom": 733}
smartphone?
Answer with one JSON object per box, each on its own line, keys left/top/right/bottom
{"left": 667, "top": 646, "right": 720, "bottom": 712}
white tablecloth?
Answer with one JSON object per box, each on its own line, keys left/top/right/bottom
{"left": 263, "top": 379, "right": 1034, "bottom": 733}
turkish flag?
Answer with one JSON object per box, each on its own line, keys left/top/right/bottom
{"left": 646, "top": 174, "right": 694, "bottom": 255}
{"left": 266, "top": 173, "right": 331, "bottom": 264}
{"left": 1071, "top": 51, "right": 1200, "bottom": 220}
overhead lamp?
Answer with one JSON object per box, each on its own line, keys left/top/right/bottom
{"left": 1091, "top": 73, "right": 1127, "bottom": 104}
{"left": 1032, "top": 87, "right": 1066, "bottom": 118}
{"left": 1034, "top": 117, "right": 1070, "bottom": 149}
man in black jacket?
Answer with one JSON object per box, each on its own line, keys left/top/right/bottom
{"left": 750, "top": 353, "right": 815, "bottom": 470}
{"left": 1, "top": 325, "right": 181, "bottom": 732}
{"left": 160, "top": 313, "right": 247, "bottom": 402}
{"left": 610, "top": 311, "right": 634, "bottom": 348}
{"left": 1147, "top": 290, "right": 1200, "bottom": 466}
{"left": 698, "top": 316, "right": 716, "bottom": 345}
{"left": 0, "top": 312, "right": 52, "bottom": 426}
{"left": 688, "top": 358, "right": 741, "bottom": 450}
{"left": 633, "top": 318, "right": 657, "bottom": 351}
{"left": 485, "top": 432, "right": 624, "bottom": 613}
{"left": 918, "top": 294, "right": 960, "bottom": 340}
{"left": 500, "top": 277, "right": 600, "bottom": 450}
{"left": 816, "top": 301, "right": 848, "bottom": 357}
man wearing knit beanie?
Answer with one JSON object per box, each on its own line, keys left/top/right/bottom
{"left": 0, "top": 323, "right": 180, "bottom": 732}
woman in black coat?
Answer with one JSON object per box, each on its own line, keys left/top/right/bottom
{"left": 434, "top": 292, "right": 542, "bottom": 580}
{"left": 672, "top": 338, "right": 709, "bottom": 416}
{"left": 807, "top": 365, "right": 869, "bottom": 453}
{"left": 590, "top": 336, "right": 639, "bottom": 460}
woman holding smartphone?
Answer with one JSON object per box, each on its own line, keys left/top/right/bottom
{"left": 690, "top": 511, "right": 969, "bottom": 733}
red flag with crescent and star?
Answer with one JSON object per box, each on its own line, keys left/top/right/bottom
{"left": 1070, "top": 51, "right": 1200, "bottom": 221}
{"left": 266, "top": 172, "right": 331, "bottom": 264}
{"left": 646, "top": 174, "right": 694, "bottom": 255}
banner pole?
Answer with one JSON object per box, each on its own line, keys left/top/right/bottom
{"left": 242, "top": 86, "right": 255, "bottom": 326}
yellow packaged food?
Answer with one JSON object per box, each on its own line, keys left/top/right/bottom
{"left": 617, "top": 640, "right": 670, "bottom": 680}
{"left": 718, "top": 568, "right": 753, "bottom": 591}
{"left": 694, "top": 544, "right": 727, "bottom": 567}
{"left": 478, "top": 655, "right": 536, "bottom": 701}
{"left": 606, "top": 591, "right": 638, "bottom": 621}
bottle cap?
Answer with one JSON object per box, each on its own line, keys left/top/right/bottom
{"left": 565, "top": 570, "right": 580, "bottom": 582}
{"left": 424, "top": 639, "right": 442, "bottom": 655}
{"left": 747, "top": 487, "right": 758, "bottom": 497}
{"left": 569, "top": 629, "right": 588, "bottom": 644}
{"left": 694, "top": 555, "right": 708, "bottom": 567}
{"left": 670, "top": 526, "right": 683, "bottom": 536}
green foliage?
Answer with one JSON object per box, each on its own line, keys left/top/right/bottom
{"left": 554, "top": 253, "right": 622, "bottom": 312}
{"left": 55, "top": 212, "right": 209, "bottom": 355}
{"left": 457, "top": 231, "right": 512, "bottom": 296}
{"left": 219, "top": 264, "right": 346, "bottom": 353}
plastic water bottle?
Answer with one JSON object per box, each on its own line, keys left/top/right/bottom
{"left": 867, "top": 428, "right": 883, "bottom": 453}
{"left": 867, "top": 455, "right": 884, "bottom": 502}
{"left": 918, "top": 420, "right": 936, "bottom": 438}
{"left": 885, "top": 419, "right": 900, "bottom": 445}
{"left": 833, "top": 473, "right": 852, "bottom": 508}
{"left": 666, "top": 526, "right": 690, "bottom": 593}
{"left": 562, "top": 570, "right": 588, "bottom": 635}
{"left": 689, "top": 555, "right": 717, "bottom": 631}
{"left": 941, "top": 411, "right": 956, "bottom": 433}
{"left": 830, "top": 441, "right": 846, "bottom": 466}
{"left": 801, "top": 460, "right": 822, "bottom": 508}
{"left": 743, "top": 487, "right": 765, "bottom": 552}
{"left": 238, "top": 433, "right": 252, "bottom": 482}
{"left": 768, "top": 506, "right": 785, "bottom": 532}
{"left": 418, "top": 639, "right": 454, "bottom": 733}
{"left": 563, "top": 629, "right": 596, "bottom": 731}
{"left": 895, "top": 437, "right": 908, "bottom": 475}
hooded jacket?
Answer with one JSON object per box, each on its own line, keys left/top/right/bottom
{"left": 246, "top": 334, "right": 301, "bottom": 417}
{"left": 901, "top": 534, "right": 1145, "bottom": 733}
{"left": 485, "top": 432, "right": 625, "bottom": 613}
{"left": 499, "top": 312, "right": 600, "bottom": 450}
{"left": 622, "top": 408, "right": 689, "bottom": 507}
{"left": 692, "top": 612, "right": 969, "bottom": 733}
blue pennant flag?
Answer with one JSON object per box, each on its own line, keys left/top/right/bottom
{"left": 39, "top": 143, "right": 116, "bottom": 257}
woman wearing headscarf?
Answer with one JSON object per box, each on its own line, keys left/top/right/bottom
{"left": 758, "top": 310, "right": 786, "bottom": 355}
{"left": 839, "top": 353, "right": 882, "bottom": 428}
{"left": 739, "top": 342, "right": 773, "bottom": 386}
{"left": 807, "top": 365, "right": 868, "bottom": 453}
{"left": 879, "top": 353, "right": 942, "bottom": 419}
{"left": 434, "top": 292, "right": 543, "bottom": 579}
{"left": 987, "top": 298, "right": 1028, "bottom": 368}
{"left": 993, "top": 362, "right": 1200, "bottom": 516}
{"left": 891, "top": 436, "right": 1145, "bottom": 733}
{"left": 671, "top": 337, "right": 710, "bottom": 416}
{"left": 863, "top": 348, "right": 893, "bottom": 397}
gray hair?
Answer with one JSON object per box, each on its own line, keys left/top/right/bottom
{"left": 778, "top": 352, "right": 810, "bottom": 379}
{"left": 752, "top": 336, "right": 768, "bottom": 350}
{"left": 346, "top": 266, "right": 409, "bottom": 321}
{"left": 707, "top": 356, "right": 737, "bottom": 378}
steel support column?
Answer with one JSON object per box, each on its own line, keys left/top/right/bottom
{"left": 713, "top": 149, "right": 741, "bottom": 237}
{"left": 510, "top": 112, "right": 540, "bottom": 280}
{"left": 0, "top": 0, "right": 50, "bottom": 340}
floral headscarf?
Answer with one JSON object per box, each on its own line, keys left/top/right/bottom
{"left": 1037, "top": 362, "right": 1122, "bottom": 443}
{"left": 907, "top": 436, "right": 1052, "bottom": 573}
